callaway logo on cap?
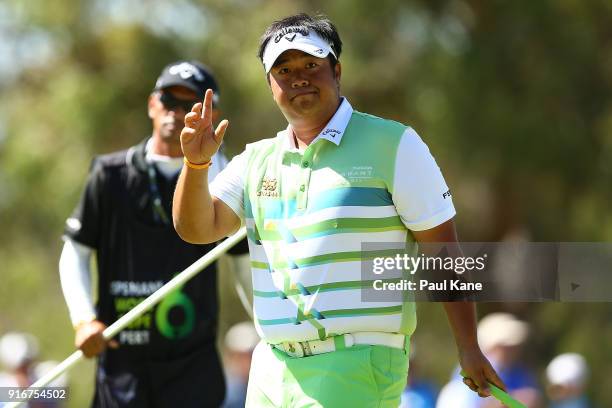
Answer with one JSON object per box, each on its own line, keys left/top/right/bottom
{"left": 262, "top": 29, "right": 336, "bottom": 73}
{"left": 154, "top": 60, "right": 219, "bottom": 103}
{"left": 167, "top": 62, "right": 205, "bottom": 81}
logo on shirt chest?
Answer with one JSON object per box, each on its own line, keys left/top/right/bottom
{"left": 340, "top": 166, "right": 374, "bottom": 182}
{"left": 257, "top": 177, "right": 280, "bottom": 197}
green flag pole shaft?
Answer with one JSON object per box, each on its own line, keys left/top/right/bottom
{"left": 460, "top": 370, "right": 526, "bottom": 408}
{"left": 6, "top": 227, "right": 248, "bottom": 408}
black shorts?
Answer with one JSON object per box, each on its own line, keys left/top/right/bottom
{"left": 92, "top": 343, "right": 225, "bottom": 408}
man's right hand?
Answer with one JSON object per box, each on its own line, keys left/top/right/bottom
{"left": 181, "top": 89, "right": 229, "bottom": 165}
{"left": 75, "top": 320, "right": 119, "bottom": 358}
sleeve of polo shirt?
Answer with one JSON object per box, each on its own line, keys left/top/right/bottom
{"left": 392, "top": 127, "right": 456, "bottom": 231}
{"left": 209, "top": 149, "right": 248, "bottom": 221}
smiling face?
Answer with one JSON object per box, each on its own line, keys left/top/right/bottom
{"left": 268, "top": 49, "right": 341, "bottom": 131}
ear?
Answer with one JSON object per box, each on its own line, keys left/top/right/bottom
{"left": 147, "top": 94, "right": 158, "bottom": 119}
{"left": 334, "top": 62, "right": 342, "bottom": 87}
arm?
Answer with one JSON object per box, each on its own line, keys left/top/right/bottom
{"left": 58, "top": 239, "right": 117, "bottom": 357}
{"left": 390, "top": 128, "right": 503, "bottom": 396}
{"left": 173, "top": 164, "right": 240, "bottom": 243}
{"left": 59, "top": 238, "right": 96, "bottom": 325}
{"left": 173, "top": 89, "right": 239, "bottom": 243}
{"left": 412, "top": 220, "right": 505, "bottom": 397}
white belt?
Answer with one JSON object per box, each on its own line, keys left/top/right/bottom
{"left": 272, "top": 332, "right": 405, "bottom": 358}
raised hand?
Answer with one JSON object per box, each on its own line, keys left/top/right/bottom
{"left": 181, "top": 88, "right": 229, "bottom": 166}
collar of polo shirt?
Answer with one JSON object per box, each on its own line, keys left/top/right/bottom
{"left": 263, "top": 29, "right": 337, "bottom": 73}
{"left": 282, "top": 98, "right": 353, "bottom": 150}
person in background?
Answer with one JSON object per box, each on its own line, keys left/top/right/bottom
{"left": 399, "top": 343, "right": 438, "bottom": 408}
{"left": 437, "top": 313, "right": 542, "bottom": 408}
{"left": 222, "top": 322, "right": 260, "bottom": 408}
{"left": 0, "top": 332, "right": 67, "bottom": 408}
{"left": 0, "top": 332, "right": 40, "bottom": 389}
{"left": 59, "top": 61, "right": 247, "bottom": 407}
{"left": 546, "top": 353, "right": 590, "bottom": 408}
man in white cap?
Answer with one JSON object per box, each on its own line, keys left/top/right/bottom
{"left": 222, "top": 322, "right": 260, "bottom": 408}
{"left": 437, "top": 313, "right": 542, "bottom": 407}
{"left": 0, "top": 332, "right": 39, "bottom": 388}
{"left": 0, "top": 332, "right": 67, "bottom": 402}
{"left": 546, "top": 353, "right": 590, "bottom": 408}
{"left": 173, "top": 13, "right": 503, "bottom": 407}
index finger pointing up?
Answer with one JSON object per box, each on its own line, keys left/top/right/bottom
{"left": 201, "top": 88, "right": 214, "bottom": 121}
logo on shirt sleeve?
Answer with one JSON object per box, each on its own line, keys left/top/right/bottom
{"left": 442, "top": 189, "right": 452, "bottom": 199}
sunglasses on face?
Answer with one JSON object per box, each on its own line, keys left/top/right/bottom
{"left": 158, "top": 92, "right": 200, "bottom": 112}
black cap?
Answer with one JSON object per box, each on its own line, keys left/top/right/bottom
{"left": 154, "top": 61, "right": 219, "bottom": 104}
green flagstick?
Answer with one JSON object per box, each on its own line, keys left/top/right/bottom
{"left": 488, "top": 383, "right": 526, "bottom": 408}
{"left": 460, "top": 371, "right": 526, "bottom": 408}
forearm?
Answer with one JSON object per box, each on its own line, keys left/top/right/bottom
{"left": 412, "top": 221, "right": 480, "bottom": 350}
{"left": 59, "top": 239, "right": 97, "bottom": 326}
{"left": 413, "top": 221, "right": 502, "bottom": 394}
{"left": 173, "top": 165, "right": 217, "bottom": 243}
{"left": 443, "top": 301, "right": 479, "bottom": 352}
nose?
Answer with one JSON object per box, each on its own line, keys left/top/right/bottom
{"left": 167, "top": 107, "right": 187, "bottom": 119}
{"left": 291, "top": 75, "right": 309, "bottom": 89}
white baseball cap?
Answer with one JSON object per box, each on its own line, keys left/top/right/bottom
{"left": 477, "top": 313, "right": 529, "bottom": 351}
{"left": 0, "top": 332, "right": 39, "bottom": 370}
{"left": 224, "top": 321, "right": 260, "bottom": 353}
{"left": 546, "top": 353, "right": 588, "bottom": 387}
{"left": 262, "top": 29, "right": 337, "bottom": 73}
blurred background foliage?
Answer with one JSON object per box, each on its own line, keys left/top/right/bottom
{"left": 0, "top": 0, "right": 610, "bottom": 406}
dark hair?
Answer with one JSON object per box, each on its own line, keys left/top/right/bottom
{"left": 258, "top": 13, "right": 343, "bottom": 67}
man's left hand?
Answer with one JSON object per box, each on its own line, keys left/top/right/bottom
{"left": 458, "top": 347, "right": 506, "bottom": 398}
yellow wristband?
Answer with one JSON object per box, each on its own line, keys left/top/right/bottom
{"left": 184, "top": 157, "right": 212, "bottom": 170}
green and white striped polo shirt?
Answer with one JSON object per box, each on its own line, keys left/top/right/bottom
{"left": 211, "top": 98, "right": 455, "bottom": 344}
